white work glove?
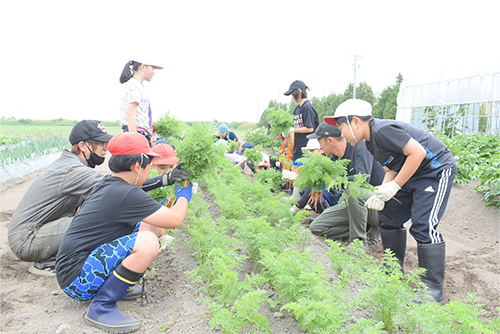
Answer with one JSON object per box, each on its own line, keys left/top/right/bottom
{"left": 365, "top": 196, "right": 385, "bottom": 211}
{"left": 289, "top": 126, "right": 295, "bottom": 134}
{"left": 282, "top": 169, "right": 298, "bottom": 181}
{"left": 374, "top": 180, "right": 401, "bottom": 202}
{"left": 159, "top": 234, "right": 175, "bottom": 252}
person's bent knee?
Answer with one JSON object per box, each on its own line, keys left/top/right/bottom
{"left": 133, "top": 241, "right": 159, "bottom": 263}
{"left": 309, "top": 221, "right": 327, "bottom": 236}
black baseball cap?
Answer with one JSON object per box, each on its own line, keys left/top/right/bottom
{"left": 69, "top": 120, "right": 113, "bottom": 145}
{"left": 306, "top": 122, "right": 341, "bottom": 139}
{"left": 284, "top": 80, "right": 308, "bottom": 96}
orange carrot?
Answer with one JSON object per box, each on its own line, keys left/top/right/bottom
{"left": 165, "top": 196, "right": 173, "bottom": 208}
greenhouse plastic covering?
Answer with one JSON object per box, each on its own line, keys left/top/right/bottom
{"left": 396, "top": 59, "right": 500, "bottom": 123}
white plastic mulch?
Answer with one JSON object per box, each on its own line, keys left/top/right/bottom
{"left": 0, "top": 152, "right": 61, "bottom": 184}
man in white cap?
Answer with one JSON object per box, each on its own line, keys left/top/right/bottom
{"left": 324, "top": 99, "right": 456, "bottom": 304}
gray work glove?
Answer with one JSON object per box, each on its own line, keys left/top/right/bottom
{"left": 161, "top": 163, "right": 190, "bottom": 186}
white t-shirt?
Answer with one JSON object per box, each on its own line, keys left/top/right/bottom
{"left": 119, "top": 78, "right": 151, "bottom": 131}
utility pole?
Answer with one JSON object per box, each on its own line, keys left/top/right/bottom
{"left": 352, "top": 55, "right": 363, "bottom": 99}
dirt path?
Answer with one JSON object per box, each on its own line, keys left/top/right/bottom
{"left": 1, "top": 169, "right": 499, "bottom": 333}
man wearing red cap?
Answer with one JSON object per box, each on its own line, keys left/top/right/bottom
{"left": 55, "top": 132, "right": 193, "bottom": 333}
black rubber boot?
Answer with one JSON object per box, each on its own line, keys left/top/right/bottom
{"left": 418, "top": 242, "right": 446, "bottom": 304}
{"left": 85, "top": 264, "right": 142, "bottom": 333}
{"left": 380, "top": 227, "right": 407, "bottom": 274}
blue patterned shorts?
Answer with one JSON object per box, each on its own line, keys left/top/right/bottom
{"left": 62, "top": 224, "right": 140, "bottom": 301}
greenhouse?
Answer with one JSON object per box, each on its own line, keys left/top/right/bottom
{"left": 396, "top": 59, "right": 500, "bottom": 136}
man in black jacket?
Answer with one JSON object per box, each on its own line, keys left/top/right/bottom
{"left": 306, "top": 122, "right": 384, "bottom": 245}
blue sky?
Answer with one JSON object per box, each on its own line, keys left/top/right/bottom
{"left": 1, "top": 0, "right": 497, "bottom": 123}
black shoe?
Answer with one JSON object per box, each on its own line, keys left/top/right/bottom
{"left": 28, "top": 263, "right": 56, "bottom": 277}
{"left": 367, "top": 225, "right": 380, "bottom": 245}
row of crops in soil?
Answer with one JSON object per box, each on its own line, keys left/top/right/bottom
{"left": 1, "top": 122, "right": 498, "bottom": 207}
{"left": 142, "top": 123, "right": 499, "bottom": 333}
{"left": 171, "top": 157, "right": 498, "bottom": 333}
{"left": 0, "top": 124, "right": 122, "bottom": 167}
{"left": 1, "top": 121, "right": 499, "bottom": 332}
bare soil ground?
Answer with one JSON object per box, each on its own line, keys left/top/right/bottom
{"left": 1, "top": 166, "right": 499, "bottom": 333}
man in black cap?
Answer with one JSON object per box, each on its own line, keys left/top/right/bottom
{"left": 8, "top": 120, "right": 186, "bottom": 276}
{"left": 306, "top": 122, "right": 384, "bottom": 246}
{"left": 8, "top": 120, "right": 113, "bottom": 276}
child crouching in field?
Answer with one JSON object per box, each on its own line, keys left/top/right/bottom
{"left": 151, "top": 143, "right": 179, "bottom": 174}
{"left": 55, "top": 132, "right": 192, "bottom": 333}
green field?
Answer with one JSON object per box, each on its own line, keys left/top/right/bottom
{"left": 0, "top": 121, "right": 122, "bottom": 166}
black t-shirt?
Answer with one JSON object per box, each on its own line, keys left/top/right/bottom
{"left": 56, "top": 175, "right": 162, "bottom": 289}
{"left": 293, "top": 100, "right": 319, "bottom": 160}
{"left": 342, "top": 140, "right": 384, "bottom": 187}
{"left": 366, "top": 119, "right": 455, "bottom": 175}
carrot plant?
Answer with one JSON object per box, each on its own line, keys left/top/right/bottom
{"left": 243, "top": 146, "right": 263, "bottom": 167}
{"left": 267, "top": 109, "right": 294, "bottom": 137}
{"left": 226, "top": 141, "right": 239, "bottom": 153}
{"left": 174, "top": 123, "right": 225, "bottom": 182}
{"left": 153, "top": 111, "right": 188, "bottom": 140}
{"left": 294, "top": 151, "right": 348, "bottom": 211}
{"left": 255, "top": 168, "right": 283, "bottom": 192}
{"left": 179, "top": 151, "right": 499, "bottom": 333}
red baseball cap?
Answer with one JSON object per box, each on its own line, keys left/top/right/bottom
{"left": 108, "top": 132, "right": 160, "bottom": 157}
{"left": 151, "top": 144, "right": 180, "bottom": 165}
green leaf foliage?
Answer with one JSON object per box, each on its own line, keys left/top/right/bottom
{"left": 244, "top": 127, "right": 279, "bottom": 150}
{"left": 243, "top": 146, "right": 263, "bottom": 165}
{"left": 226, "top": 141, "right": 239, "bottom": 153}
{"left": 146, "top": 169, "right": 176, "bottom": 202}
{"left": 175, "top": 123, "right": 225, "bottom": 181}
{"left": 372, "top": 73, "right": 403, "bottom": 119}
{"left": 154, "top": 111, "right": 189, "bottom": 140}
{"left": 267, "top": 109, "right": 294, "bottom": 137}
{"left": 294, "top": 151, "right": 349, "bottom": 193}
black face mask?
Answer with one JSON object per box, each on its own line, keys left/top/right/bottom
{"left": 84, "top": 145, "right": 105, "bottom": 168}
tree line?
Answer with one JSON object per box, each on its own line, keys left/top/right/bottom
{"left": 258, "top": 74, "right": 403, "bottom": 127}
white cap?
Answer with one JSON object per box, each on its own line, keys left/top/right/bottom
{"left": 324, "top": 99, "right": 372, "bottom": 126}
{"left": 306, "top": 138, "right": 321, "bottom": 150}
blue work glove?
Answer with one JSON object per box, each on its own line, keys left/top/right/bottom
{"left": 175, "top": 183, "right": 193, "bottom": 203}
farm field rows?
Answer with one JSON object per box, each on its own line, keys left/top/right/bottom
{"left": 0, "top": 122, "right": 499, "bottom": 333}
